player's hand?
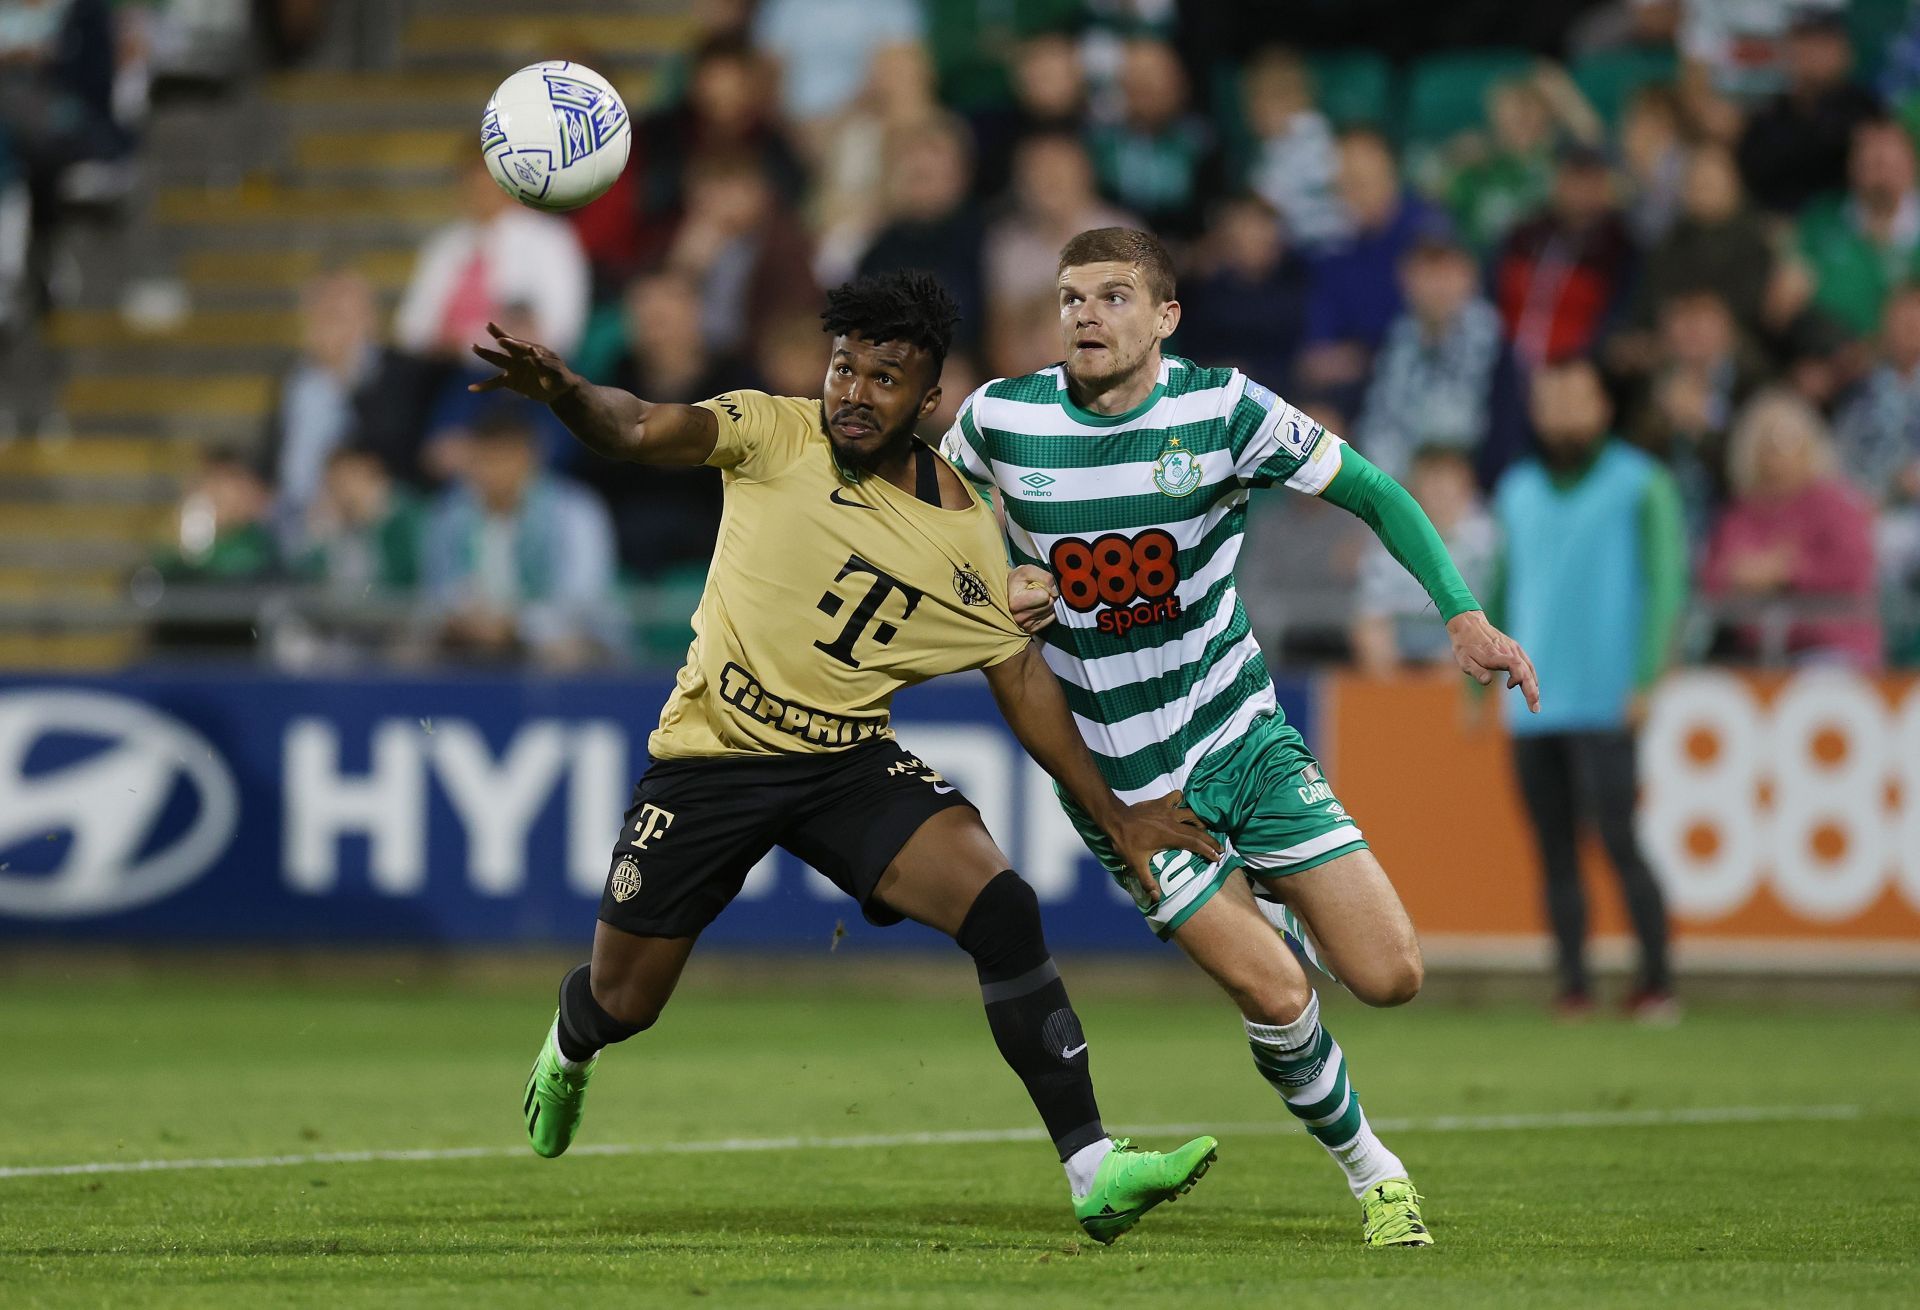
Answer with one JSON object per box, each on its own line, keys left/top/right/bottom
{"left": 1108, "top": 791, "right": 1223, "bottom": 900}
{"left": 1447, "top": 610, "right": 1540, "bottom": 713}
{"left": 1008, "top": 565, "right": 1059, "bottom": 634}
{"left": 469, "top": 322, "right": 576, "bottom": 402}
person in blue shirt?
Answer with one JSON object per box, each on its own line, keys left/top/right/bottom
{"left": 1490, "top": 357, "right": 1688, "bottom": 1023}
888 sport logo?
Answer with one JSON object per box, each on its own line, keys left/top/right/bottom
{"left": 1049, "top": 530, "right": 1183, "bottom": 636}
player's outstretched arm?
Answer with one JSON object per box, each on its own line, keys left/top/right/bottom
{"left": 470, "top": 322, "right": 717, "bottom": 465}
{"left": 982, "top": 643, "right": 1221, "bottom": 895}
{"left": 1318, "top": 446, "right": 1540, "bottom": 712}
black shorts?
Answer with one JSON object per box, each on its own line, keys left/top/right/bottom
{"left": 597, "top": 737, "right": 975, "bottom": 939}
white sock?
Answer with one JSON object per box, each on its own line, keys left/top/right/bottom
{"left": 549, "top": 1019, "right": 594, "bottom": 1073}
{"left": 1063, "top": 1136, "right": 1114, "bottom": 1200}
{"left": 1327, "top": 1121, "right": 1406, "bottom": 1199}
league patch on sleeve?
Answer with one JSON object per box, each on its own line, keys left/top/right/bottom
{"left": 1277, "top": 408, "right": 1323, "bottom": 460}
{"left": 1241, "top": 377, "right": 1280, "bottom": 415}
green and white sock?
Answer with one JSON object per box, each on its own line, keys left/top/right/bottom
{"left": 1245, "top": 992, "right": 1405, "bottom": 1198}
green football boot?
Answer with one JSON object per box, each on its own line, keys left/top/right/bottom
{"left": 522, "top": 1012, "right": 596, "bottom": 1159}
{"left": 1072, "top": 1135, "right": 1219, "bottom": 1245}
{"left": 1360, "top": 1177, "right": 1433, "bottom": 1248}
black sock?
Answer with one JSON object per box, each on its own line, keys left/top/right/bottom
{"left": 555, "top": 963, "right": 645, "bottom": 1062}
{"left": 955, "top": 870, "right": 1105, "bottom": 1161}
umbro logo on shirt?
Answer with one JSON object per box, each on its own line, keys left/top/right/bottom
{"left": 1018, "top": 472, "right": 1055, "bottom": 497}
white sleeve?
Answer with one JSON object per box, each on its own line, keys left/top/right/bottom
{"left": 393, "top": 228, "right": 465, "bottom": 354}
{"left": 938, "top": 386, "right": 995, "bottom": 487}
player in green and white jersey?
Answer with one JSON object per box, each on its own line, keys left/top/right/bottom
{"left": 940, "top": 227, "right": 1541, "bottom": 1248}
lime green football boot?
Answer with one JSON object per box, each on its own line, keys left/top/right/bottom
{"left": 522, "top": 1013, "right": 596, "bottom": 1159}
{"left": 1073, "top": 1135, "right": 1219, "bottom": 1244}
{"left": 1360, "top": 1177, "right": 1433, "bottom": 1247}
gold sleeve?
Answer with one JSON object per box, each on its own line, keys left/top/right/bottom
{"left": 695, "top": 391, "right": 811, "bottom": 482}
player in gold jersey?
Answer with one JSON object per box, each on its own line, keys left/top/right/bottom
{"left": 475, "top": 271, "right": 1222, "bottom": 1242}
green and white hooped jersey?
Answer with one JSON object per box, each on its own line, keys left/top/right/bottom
{"left": 940, "top": 355, "right": 1345, "bottom": 804}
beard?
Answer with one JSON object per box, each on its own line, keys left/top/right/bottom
{"left": 821, "top": 407, "right": 919, "bottom": 474}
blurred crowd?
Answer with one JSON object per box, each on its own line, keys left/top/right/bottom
{"left": 150, "top": 0, "right": 1920, "bottom": 668}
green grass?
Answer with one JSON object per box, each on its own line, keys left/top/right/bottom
{"left": 2, "top": 963, "right": 1916, "bottom": 1308}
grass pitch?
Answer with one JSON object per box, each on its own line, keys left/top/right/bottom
{"left": 2, "top": 961, "right": 1915, "bottom": 1308}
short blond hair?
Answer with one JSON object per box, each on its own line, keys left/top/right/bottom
{"left": 1725, "top": 389, "right": 1837, "bottom": 498}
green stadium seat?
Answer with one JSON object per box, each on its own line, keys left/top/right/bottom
{"left": 1848, "top": 0, "right": 1912, "bottom": 84}
{"left": 1307, "top": 49, "right": 1395, "bottom": 130}
{"left": 1571, "top": 46, "right": 1680, "bottom": 128}
{"left": 1401, "top": 48, "right": 1536, "bottom": 146}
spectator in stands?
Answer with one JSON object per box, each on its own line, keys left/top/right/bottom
{"left": 1355, "top": 228, "right": 1528, "bottom": 490}
{"left": 1835, "top": 283, "right": 1920, "bottom": 507}
{"left": 1177, "top": 193, "right": 1309, "bottom": 393}
{"left": 1678, "top": 0, "right": 1846, "bottom": 102}
{"left": 666, "top": 153, "right": 819, "bottom": 362}
{"left": 856, "top": 114, "right": 985, "bottom": 351}
{"left": 1621, "top": 144, "right": 1776, "bottom": 348}
{"left": 0, "top": 0, "right": 129, "bottom": 193}
{"left": 586, "top": 272, "right": 727, "bottom": 574}
{"left": 1232, "top": 47, "right": 1347, "bottom": 256}
{"left": 265, "top": 270, "right": 435, "bottom": 548}
{"left": 1702, "top": 389, "right": 1882, "bottom": 668}
{"left": 294, "top": 444, "right": 425, "bottom": 598}
{"left": 155, "top": 447, "right": 278, "bottom": 584}
{"left": 1736, "top": 9, "right": 1880, "bottom": 215}
{"left": 0, "top": 123, "right": 21, "bottom": 329}
{"left": 1492, "top": 357, "right": 1685, "bottom": 1021}
{"left": 1448, "top": 67, "right": 1603, "bottom": 255}
{"left": 1349, "top": 444, "right": 1497, "bottom": 673}
{"left": 1631, "top": 289, "right": 1767, "bottom": 547}
{"left": 751, "top": 0, "right": 924, "bottom": 139}
{"left": 1494, "top": 144, "right": 1635, "bottom": 369}
{"left": 754, "top": 308, "right": 828, "bottom": 399}
{"left": 1618, "top": 84, "right": 1689, "bottom": 247}
{"left": 1298, "top": 128, "right": 1439, "bottom": 396}
{"left": 1085, "top": 38, "right": 1218, "bottom": 240}
{"left": 811, "top": 40, "right": 942, "bottom": 286}
{"left": 394, "top": 157, "right": 589, "bottom": 361}
{"left": 1798, "top": 118, "right": 1920, "bottom": 337}
{"left": 984, "top": 132, "right": 1136, "bottom": 361}
{"left": 422, "top": 402, "right": 622, "bottom": 669}
{"left": 968, "top": 31, "right": 1090, "bottom": 203}
{"left": 1835, "top": 284, "right": 1920, "bottom": 611}
{"left": 582, "top": 35, "right": 803, "bottom": 292}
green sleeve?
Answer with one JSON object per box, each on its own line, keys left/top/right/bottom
{"left": 1319, "top": 447, "right": 1481, "bottom": 621}
{"left": 1635, "top": 467, "right": 1689, "bottom": 689}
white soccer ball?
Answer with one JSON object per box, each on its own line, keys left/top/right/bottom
{"left": 480, "top": 61, "right": 632, "bottom": 212}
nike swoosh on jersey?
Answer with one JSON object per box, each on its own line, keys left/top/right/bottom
{"left": 931, "top": 782, "right": 956, "bottom": 793}
{"left": 1061, "top": 1042, "right": 1089, "bottom": 1059}
{"left": 829, "top": 488, "right": 877, "bottom": 510}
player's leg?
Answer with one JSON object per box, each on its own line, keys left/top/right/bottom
{"left": 1572, "top": 730, "right": 1675, "bottom": 1017}
{"left": 784, "top": 747, "right": 1215, "bottom": 1243}
{"left": 1510, "top": 732, "right": 1592, "bottom": 1006}
{"left": 1252, "top": 848, "right": 1423, "bottom": 1008}
{"left": 526, "top": 757, "right": 784, "bottom": 1158}
{"left": 1169, "top": 875, "right": 1427, "bottom": 1245}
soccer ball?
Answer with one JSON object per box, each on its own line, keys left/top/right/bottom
{"left": 480, "top": 61, "right": 631, "bottom": 212}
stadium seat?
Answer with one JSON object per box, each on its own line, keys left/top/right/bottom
{"left": 1570, "top": 46, "right": 1679, "bottom": 128}
{"left": 1400, "top": 48, "right": 1536, "bottom": 146}
{"left": 1848, "top": 0, "right": 1911, "bottom": 84}
{"left": 1307, "top": 49, "right": 1395, "bottom": 130}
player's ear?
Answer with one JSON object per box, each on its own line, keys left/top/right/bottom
{"left": 918, "top": 384, "right": 943, "bottom": 421}
{"left": 1157, "top": 298, "right": 1182, "bottom": 342}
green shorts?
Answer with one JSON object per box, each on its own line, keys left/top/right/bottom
{"left": 1064, "top": 712, "right": 1367, "bottom": 940}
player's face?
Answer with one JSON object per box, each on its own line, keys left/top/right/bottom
{"left": 1057, "top": 261, "right": 1178, "bottom": 391}
{"left": 822, "top": 334, "right": 941, "bottom": 471}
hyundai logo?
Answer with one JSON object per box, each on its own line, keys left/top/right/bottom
{"left": 0, "top": 691, "right": 238, "bottom": 918}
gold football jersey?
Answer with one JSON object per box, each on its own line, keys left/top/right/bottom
{"left": 648, "top": 390, "right": 1028, "bottom": 759}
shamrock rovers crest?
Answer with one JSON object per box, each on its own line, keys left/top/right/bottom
{"left": 1152, "top": 437, "right": 1202, "bottom": 497}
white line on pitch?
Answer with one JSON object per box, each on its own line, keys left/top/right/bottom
{"left": 0, "top": 1104, "right": 1861, "bottom": 1182}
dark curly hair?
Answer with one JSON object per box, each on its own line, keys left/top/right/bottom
{"left": 819, "top": 270, "right": 960, "bottom": 381}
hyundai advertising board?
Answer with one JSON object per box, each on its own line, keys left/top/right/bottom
{"left": 0, "top": 672, "right": 1315, "bottom": 949}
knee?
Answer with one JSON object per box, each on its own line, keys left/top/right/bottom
{"left": 589, "top": 974, "right": 664, "bottom": 1033}
{"left": 955, "top": 869, "right": 1044, "bottom": 966}
{"left": 1235, "top": 972, "right": 1315, "bottom": 1027}
{"left": 1350, "top": 945, "right": 1424, "bottom": 1008}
